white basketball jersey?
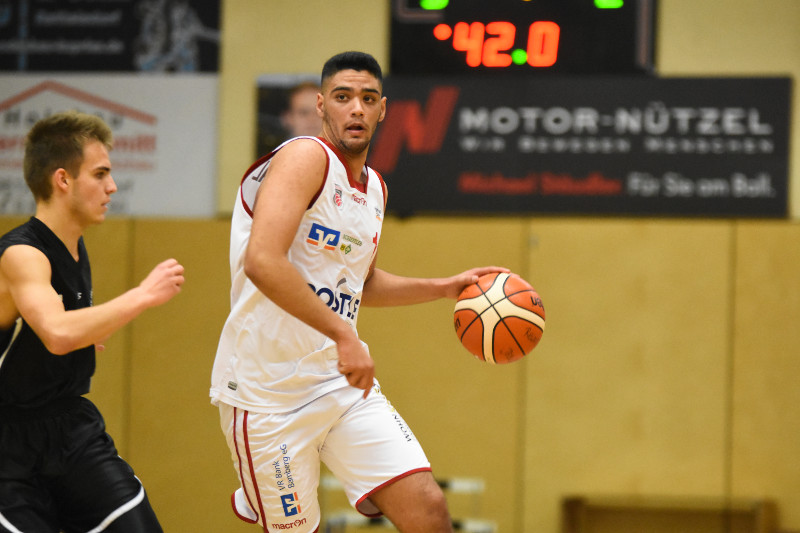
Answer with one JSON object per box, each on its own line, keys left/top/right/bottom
{"left": 211, "top": 137, "right": 386, "bottom": 412}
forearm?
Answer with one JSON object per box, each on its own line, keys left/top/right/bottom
{"left": 361, "top": 265, "right": 511, "bottom": 307}
{"left": 360, "top": 268, "right": 450, "bottom": 307}
{"left": 22, "top": 257, "right": 183, "bottom": 355}
{"left": 245, "top": 255, "right": 357, "bottom": 343}
{"left": 35, "top": 287, "right": 152, "bottom": 355}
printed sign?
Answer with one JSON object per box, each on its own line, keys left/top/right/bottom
{"left": 0, "top": 74, "right": 217, "bottom": 216}
{"left": 368, "top": 76, "right": 791, "bottom": 217}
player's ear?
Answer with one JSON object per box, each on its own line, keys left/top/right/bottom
{"left": 316, "top": 92, "right": 324, "bottom": 117}
{"left": 378, "top": 96, "right": 387, "bottom": 122}
{"left": 53, "top": 168, "right": 70, "bottom": 192}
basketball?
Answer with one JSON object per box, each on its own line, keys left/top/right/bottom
{"left": 453, "top": 272, "right": 545, "bottom": 364}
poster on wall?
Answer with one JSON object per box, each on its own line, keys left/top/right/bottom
{"left": 0, "top": 0, "right": 220, "bottom": 72}
{"left": 0, "top": 75, "right": 218, "bottom": 216}
{"left": 255, "top": 74, "right": 321, "bottom": 158}
{"left": 367, "top": 76, "right": 791, "bottom": 218}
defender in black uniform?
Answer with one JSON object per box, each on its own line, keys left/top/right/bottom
{"left": 0, "top": 112, "right": 185, "bottom": 532}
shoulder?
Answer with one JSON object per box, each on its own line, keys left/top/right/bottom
{"left": 0, "top": 220, "right": 43, "bottom": 259}
{"left": 1, "top": 243, "right": 49, "bottom": 269}
{"left": 0, "top": 243, "right": 51, "bottom": 290}
{"left": 265, "top": 138, "right": 330, "bottom": 187}
{"left": 272, "top": 137, "right": 329, "bottom": 163}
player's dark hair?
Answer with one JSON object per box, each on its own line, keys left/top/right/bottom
{"left": 321, "top": 51, "right": 383, "bottom": 86}
{"left": 24, "top": 110, "right": 113, "bottom": 201}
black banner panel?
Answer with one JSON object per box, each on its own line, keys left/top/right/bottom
{"left": 369, "top": 77, "right": 791, "bottom": 218}
{"left": 0, "top": 0, "right": 220, "bottom": 72}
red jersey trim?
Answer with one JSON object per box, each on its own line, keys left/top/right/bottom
{"left": 369, "top": 167, "right": 388, "bottom": 210}
{"left": 307, "top": 138, "right": 330, "bottom": 209}
{"left": 239, "top": 138, "right": 330, "bottom": 218}
{"left": 232, "top": 408, "right": 268, "bottom": 531}
{"left": 239, "top": 154, "right": 272, "bottom": 218}
{"left": 354, "top": 467, "right": 433, "bottom": 518}
{"left": 317, "top": 137, "right": 370, "bottom": 194}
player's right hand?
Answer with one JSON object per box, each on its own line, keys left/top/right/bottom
{"left": 139, "top": 258, "right": 185, "bottom": 307}
{"left": 336, "top": 335, "right": 375, "bottom": 398}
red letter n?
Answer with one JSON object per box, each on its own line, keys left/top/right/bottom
{"left": 369, "top": 86, "right": 460, "bottom": 174}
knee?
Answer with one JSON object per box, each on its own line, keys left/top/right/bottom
{"left": 421, "top": 485, "right": 452, "bottom": 531}
{"left": 371, "top": 472, "right": 454, "bottom": 532}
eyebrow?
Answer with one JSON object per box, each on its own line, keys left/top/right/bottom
{"left": 331, "top": 85, "right": 381, "bottom": 96}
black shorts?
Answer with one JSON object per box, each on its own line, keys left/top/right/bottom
{"left": 0, "top": 397, "right": 162, "bottom": 533}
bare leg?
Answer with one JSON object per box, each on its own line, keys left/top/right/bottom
{"left": 368, "top": 471, "right": 453, "bottom": 533}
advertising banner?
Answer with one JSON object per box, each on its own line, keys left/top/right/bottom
{"left": 369, "top": 76, "right": 791, "bottom": 217}
{"left": 0, "top": 0, "right": 220, "bottom": 72}
{"left": 0, "top": 75, "right": 218, "bottom": 216}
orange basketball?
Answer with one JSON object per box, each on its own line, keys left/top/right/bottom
{"left": 454, "top": 272, "right": 545, "bottom": 364}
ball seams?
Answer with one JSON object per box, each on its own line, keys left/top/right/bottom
{"left": 454, "top": 272, "right": 545, "bottom": 364}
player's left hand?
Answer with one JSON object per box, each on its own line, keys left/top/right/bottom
{"left": 442, "top": 266, "right": 510, "bottom": 299}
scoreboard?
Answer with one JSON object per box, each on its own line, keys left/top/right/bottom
{"left": 390, "top": 0, "right": 657, "bottom": 75}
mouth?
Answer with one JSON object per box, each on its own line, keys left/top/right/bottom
{"left": 346, "top": 123, "right": 366, "bottom": 135}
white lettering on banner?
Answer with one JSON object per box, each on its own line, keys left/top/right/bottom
{"left": 643, "top": 136, "right": 774, "bottom": 155}
{"left": 0, "top": 39, "right": 125, "bottom": 55}
{"left": 459, "top": 105, "right": 774, "bottom": 138}
{"left": 626, "top": 172, "right": 775, "bottom": 199}
{"left": 34, "top": 9, "right": 124, "bottom": 27}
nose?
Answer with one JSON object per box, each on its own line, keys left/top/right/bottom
{"left": 350, "top": 98, "right": 365, "bottom": 117}
{"left": 107, "top": 174, "right": 118, "bottom": 194}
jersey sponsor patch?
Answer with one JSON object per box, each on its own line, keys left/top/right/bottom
{"left": 280, "top": 492, "right": 301, "bottom": 517}
{"left": 308, "top": 282, "right": 360, "bottom": 320}
{"left": 305, "top": 223, "right": 340, "bottom": 251}
{"left": 351, "top": 193, "right": 367, "bottom": 206}
{"left": 333, "top": 186, "right": 343, "bottom": 209}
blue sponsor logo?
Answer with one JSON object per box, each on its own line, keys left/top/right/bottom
{"left": 308, "top": 283, "right": 360, "bottom": 320}
{"left": 281, "top": 492, "right": 301, "bottom": 517}
{"left": 306, "top": 223, "right": 340, "bottom": 251}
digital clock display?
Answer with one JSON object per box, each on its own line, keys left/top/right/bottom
{"left": 390, "top": 0, "right": 657, "bottom": 75}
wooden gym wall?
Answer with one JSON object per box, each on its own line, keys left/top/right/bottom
{"left": 1, "top": 216, "right": 798, "bottom": 533}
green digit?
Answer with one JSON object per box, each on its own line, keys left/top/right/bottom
{"left": 420, "top": 0, "right": 449, "bottom": 10}
{"left": 594, "top": 0, "right": 624, "bottom": 8}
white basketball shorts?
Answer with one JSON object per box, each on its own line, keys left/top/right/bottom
{"left": 218, "top": 382, "right": 431, "bottom": 532}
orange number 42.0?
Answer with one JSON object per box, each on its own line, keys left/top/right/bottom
{"left": 439, "top": 20, "right": 560, "bottom": 68}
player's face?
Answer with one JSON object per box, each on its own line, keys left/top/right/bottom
{"left": 318, "top": 69, "right": 386, "bottom": 156}
{"left": 68, "top": 140, "right": 117, "bottom": 226}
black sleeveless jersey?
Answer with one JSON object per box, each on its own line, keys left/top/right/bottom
{"left": 0, "top": 217, "right": 95, "bottom": 409}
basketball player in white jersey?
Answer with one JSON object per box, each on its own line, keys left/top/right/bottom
{"left": 211, "top": 51, "right": 507, "bottom": 533}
